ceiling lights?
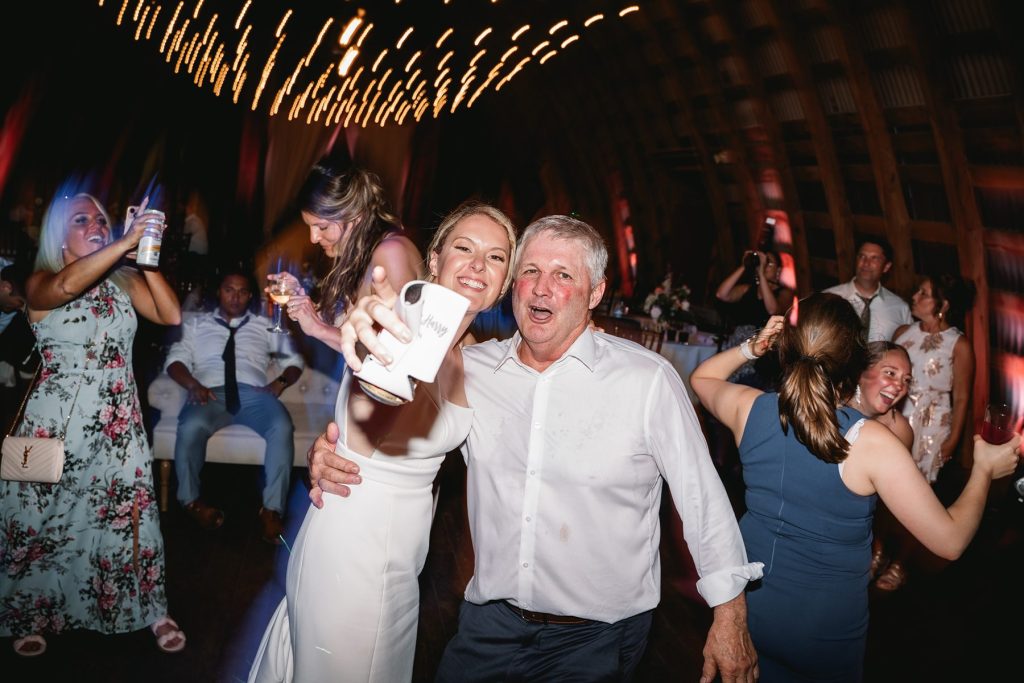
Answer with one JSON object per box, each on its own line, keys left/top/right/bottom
{"left": 98, "top": 1, "right": 641, "bottom": 127}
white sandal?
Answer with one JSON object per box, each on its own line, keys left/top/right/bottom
{"left": 150, "top": 616, "right": 187, "bottom": 654}
{"left": 13, "top": 634, "right": 47, "bottom": 657}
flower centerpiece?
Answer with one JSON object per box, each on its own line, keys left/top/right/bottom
{"left": 642, "top": 282, "right": 692, "bottom": 330}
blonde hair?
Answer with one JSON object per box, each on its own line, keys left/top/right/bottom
{"left": 35, "top": 192, "right": 133, "bottom": 292}
{"left": 776, "top": 293, "right": 870, "bottom": 463}
{"left": 298, "top": 162, "right": 403, "bottom": 321}
{"left": 426, "top": 201, "right": 517, "bottom": 300}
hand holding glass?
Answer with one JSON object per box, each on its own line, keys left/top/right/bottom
{"left": 268, "top": 278, "right": 297, "bottom": 334}
{"left": 981, "top": 403, "right": 1014, "bottom": 445}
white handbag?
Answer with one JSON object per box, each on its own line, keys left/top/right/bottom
{"left": 0, "top": 366, "right": 81, "bottom": 484}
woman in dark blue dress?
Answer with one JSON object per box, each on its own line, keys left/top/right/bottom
{"left": 691, "top": 293, "right": 1020, "bottom": 682}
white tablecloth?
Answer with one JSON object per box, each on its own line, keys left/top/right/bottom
{"left": 660, "top": 341, "right": 717, "bottom": 405}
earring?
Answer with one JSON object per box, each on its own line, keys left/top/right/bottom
{"left": 854, "top": 385, "right": 863, "bottom": 406}
{"left": 938, "top": 311, "right": 944, "bottom": 320}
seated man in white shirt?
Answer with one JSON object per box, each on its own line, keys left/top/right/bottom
{"left": 823, "top": 236, "right": 911, "bottom": 342}
{"left": 165, "top": 270, "right": 304, "bottom": 544}
{"left": 312, "top": 216, "right": 763, "bottom": 682}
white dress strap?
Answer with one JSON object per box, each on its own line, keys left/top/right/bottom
{"left": 838, "top": 418, "right": 867, "bottom": 476}
{"left": 844, "top": 418, "right": 867, "bottom": 444}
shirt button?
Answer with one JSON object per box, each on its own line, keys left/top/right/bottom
{"left": 525, "top": 516, "right": 531, "bottom": 522}
{"left": 529, "top": 470, "right": 535, "bottom": 475}
{"left": 522, "top": 562, "right": 529, "bottom": 568}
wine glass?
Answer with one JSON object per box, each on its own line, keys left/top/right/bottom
{"left": 267, "top": 277, "right": 297, "bottom": 334}
{"left": 981, "top": 403, "right": 1014, "bottom": 445}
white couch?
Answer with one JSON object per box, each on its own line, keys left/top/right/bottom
{"left": 147, "top": 366, "right": 340, "bottom": 511}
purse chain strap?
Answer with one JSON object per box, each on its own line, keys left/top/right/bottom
{"left": 5, "top": 358, "right": 85, "bottom": 440}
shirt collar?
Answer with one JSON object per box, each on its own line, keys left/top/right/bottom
{"left": 214, "top": 309, "right": 249, "bottom": 328}
{"left": 494, "top": 328, "right": 598, "bottom": 374}
{"left": 848, "top": 279, "right": 882, "bottom": 299}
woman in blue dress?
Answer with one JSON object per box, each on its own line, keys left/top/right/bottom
{"left": 691, "top": 293, "right": 1020, "bottom": 682}
{"left": 0, "top": 192, "right": 184, "bottom": 656}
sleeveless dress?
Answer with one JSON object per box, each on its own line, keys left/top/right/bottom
{"left": 249, "top": 370, "right": 473, "bottom": 683}
{"left": 738, "top": 394, "right": 876, "bottom": 682}
{"left": 895, "top": 324, "right": 962, "bottom": 483}
{"left": 0, "top": 279, "right": 169, "bottom": 637}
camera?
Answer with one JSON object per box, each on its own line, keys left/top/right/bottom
{"left": 743, "top": 251, "right": 760, "bottom": 271}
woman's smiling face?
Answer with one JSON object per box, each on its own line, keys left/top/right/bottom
{"left": 62, "top": 197, "right": 110, "bottom": 264}
{"left": 858, "top": 349, "right": 912, "bottom": 416}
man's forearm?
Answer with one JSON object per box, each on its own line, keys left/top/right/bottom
{"left": 167, "top": 361, "right": 200, "bottom": 390}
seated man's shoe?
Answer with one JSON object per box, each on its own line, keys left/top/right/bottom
{"left": 183, "top": 499, "right": 225, "bottom": 530}
{"left": 259, "top": 507, "right": 284, "bottom": 545}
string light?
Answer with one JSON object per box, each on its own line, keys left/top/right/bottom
{"left": 94, "top": 2, "right": 642, "bottom": 127}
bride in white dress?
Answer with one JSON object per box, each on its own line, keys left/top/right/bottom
{"left": 249, "top": 201, "right": 516, "bottom": 683}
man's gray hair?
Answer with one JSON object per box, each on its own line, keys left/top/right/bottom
{"left": 516, "top": 215, "right": 608, "bottom": 287}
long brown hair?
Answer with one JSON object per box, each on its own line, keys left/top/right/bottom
{"left": 298, "top": 161, "right": 403, "bottom": 321}
{"left": 776, "top": 293, "right": 870, "bottom": 463}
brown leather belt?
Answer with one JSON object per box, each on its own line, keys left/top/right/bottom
{"left": 502, "top": 601, "right": 591, "bottom": 625}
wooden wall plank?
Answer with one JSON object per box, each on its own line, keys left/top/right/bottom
{"left": 764, "top": 0, "right": 850, "bottom": 294}
{"left": 826, "top": 1, "right": 915, "bottom": 294}
{"left": 899, "top": 0, "right": 992, "bottom": 453}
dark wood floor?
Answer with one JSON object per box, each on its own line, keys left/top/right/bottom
{"left": 2, "top": 446, "right": 1020, "bottom": 681}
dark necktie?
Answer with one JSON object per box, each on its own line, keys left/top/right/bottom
{"left": 217, "top": 316, "right": 249, "bottom": 415}
{"left": 856, "top": 294, "right": 876, "bottom": 336}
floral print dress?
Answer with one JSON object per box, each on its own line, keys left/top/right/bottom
{"left": 896, "top": 323, "right": 963, "bottom": 483}
{"left": 0, "top": 279, "right": 167, "bottom": 637}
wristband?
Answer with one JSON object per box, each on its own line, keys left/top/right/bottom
{"left": 739, "top": 338, "right": 758, "bottom": 361}
{"left": 274, "top": 375, "right": 289, "bottom": 387}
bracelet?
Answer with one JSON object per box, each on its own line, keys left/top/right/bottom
{"left": 739, "top": 338, "right": 758, "bottom": 361}
{"left": 274, "top": 375, "right": 289, "bottom": 387}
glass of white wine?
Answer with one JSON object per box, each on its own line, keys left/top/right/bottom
{"left": 268, "top": 277, "right": 297, "bottom": 334}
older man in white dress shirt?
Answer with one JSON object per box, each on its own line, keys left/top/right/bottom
{"left": 312, "top": 216, "right": 762, "bottom": 682}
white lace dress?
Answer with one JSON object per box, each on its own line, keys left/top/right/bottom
{"left": 895, "top": 324, "right": 963, "bottom": 483}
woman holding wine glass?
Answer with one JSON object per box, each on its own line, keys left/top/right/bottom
{"left": 267, "top": 277, "right": 297, "bottom": 334}
{"left": 268, "top": 160, "right": 423, "bottom": 345}
{"left": 249, "top": 201, "right": 517, "bottom": 683}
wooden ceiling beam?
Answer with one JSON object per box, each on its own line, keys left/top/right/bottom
{"left": 640, "top": 2, "right": 737, "bottom": 289}
{"left": 990, "top": 0, "right": 1024, "bottom": 159}
{"left": 761, "top": 0, "right": 851, "bottom": 293}
{"left": 708, "top": 0, "right": 812, "bottom": 293}
{"left": 825, "top": 1, "right": 915, "bottom": 294}
{"left": 676, "top": 1, "right": 765, "bottom": 253}
{"left": 898, "top": 0, "right": 991, "bottom": 443}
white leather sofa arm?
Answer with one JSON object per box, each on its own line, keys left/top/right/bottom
{"left": 148, "top": 373, "right": 187, "bottom": 418}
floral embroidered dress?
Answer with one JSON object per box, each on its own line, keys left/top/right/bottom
{"left": 896, "top": 323, "right": 962, "bottom": 483}
{"left": 0, "top": 279, "right": 167, "bottom": 638}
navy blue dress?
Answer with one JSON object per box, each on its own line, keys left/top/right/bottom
{"left": 739, "top": 393, "right": 876, "bottom": 682}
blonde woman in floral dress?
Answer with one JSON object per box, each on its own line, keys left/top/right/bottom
{"left": 0, "top": 192, "right": 183, "bottom": 656}
{"left": 894, "top": 274, "right": 976, "bottom": 484}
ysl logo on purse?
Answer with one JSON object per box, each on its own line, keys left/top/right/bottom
{"left": 22, "top": 444, "right": 33, "bottom": 468}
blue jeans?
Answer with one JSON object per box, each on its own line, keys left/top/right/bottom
{"left": 435, "top": 600, "right": 653, "bottom": 682}
{"left": 173, "top": 384, "right": 294, "bottom": 512}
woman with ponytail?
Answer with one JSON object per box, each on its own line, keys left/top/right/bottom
{"left": 691, "top": 292, "right": 1020, "bottom": 682}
